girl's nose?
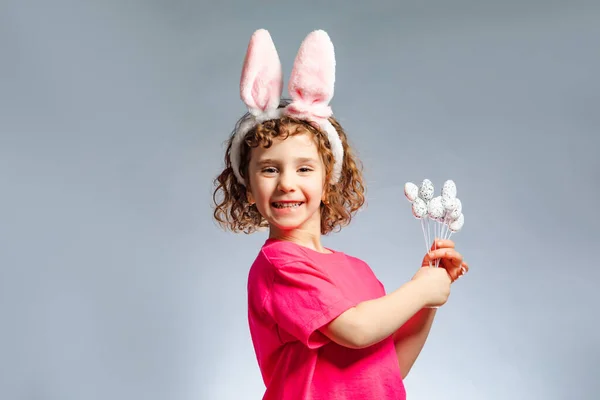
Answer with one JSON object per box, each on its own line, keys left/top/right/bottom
{"left": 277, "top": 172, "right": 296, "bottom": 193}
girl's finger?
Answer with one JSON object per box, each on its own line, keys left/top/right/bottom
{"left": 446, "top": 263, "right": 467, "bottom": 282}
{"left": 442, "top": 263, "right": 460, "bottom": 281}
{"left": 428, "top": 248, "right": 462, "bottom": 264}
{"left": 430, "top": 239, "right": 455, "bottom": 250}
{"left": 452, "top": 262, "right": 469, "bottom": 282}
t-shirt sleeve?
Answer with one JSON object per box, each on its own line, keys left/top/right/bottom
{"left": 377, "top": 279, "right": 386, "bottom": 294}
{"left": 264, "top": 253, "right": 356, "bottom": 349}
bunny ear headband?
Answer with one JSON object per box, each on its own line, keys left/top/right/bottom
{"left": 230, "top": 29, "right": 344, "bottom": 187}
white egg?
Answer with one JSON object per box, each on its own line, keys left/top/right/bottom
{"left": 412, "top": 197, "right": 428, "bottom": 219}
{"left": 418, "top": 179, "right": 434, "bottom": 201}
{"left": 428, "top": 196, "right": 445, "bottom": 220}
{"left": 449, "top": 213, "right": 464, "bottom": 232}
{"left": 441, "top": 180, "right": 457, "bottom": 199}
{"left": 442, "top": 196, "right": 458, "bottom": 212}
{"left": 404, "top": 182, "right": 419, "bottom": 203}
{"left": 449, "top": 198, "right": 462, "bottom": 220}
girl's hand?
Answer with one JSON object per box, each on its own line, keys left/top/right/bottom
{"left": 422, "top": 239, "right": 469, "bottom": 282}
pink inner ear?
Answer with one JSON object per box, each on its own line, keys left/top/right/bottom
{"left": 240, "top": 29, "right": 283, "bottom": 112}
{"left": 288, "top": 30, "right": 335, "bottom": 106}
{"left": 251, "top": 67, "right": 271, "bottom": 111}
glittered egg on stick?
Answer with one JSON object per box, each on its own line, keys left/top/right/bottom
{"left": 449, "top": 213, "right": 464, "bottom": 232}
{"left": 448, "top": 198, "right": 462, "bottom": 220}
{"left": 404, "top": 182, "right": 419, "bottom": 203}
{"left": 428, "top": 196, "right": 445, "bottom": 221}
{"left": 442, "top": 180, "right": 457, "bottom": 199}
{"left": 442, "top": 196, "right": 458, "bottom": 213}
{"left": 412, "top": 198, "right": 428, "bottom": 218}
{"left": 418, "top": 179, "right": 435, "bottom": 202}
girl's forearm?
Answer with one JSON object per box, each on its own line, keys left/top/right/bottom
{"left": 352, "top": 280, "right": 427, "bottom": 348}
{"left": 392, "top": 307, "right": 437, "bottom": 378}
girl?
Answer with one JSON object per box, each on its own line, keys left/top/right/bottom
{"left": 212, "top": 29, "right": 469, "bottom": 400}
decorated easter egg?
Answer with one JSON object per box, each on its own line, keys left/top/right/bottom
{"left": 404, "top": 182, "right": 419, "bottom": 203}
{"left": 412, "top": 197, "right": 428, "bottom": 218}
{"left": 418, "top": 179, "right": 434, "bottom": 201}
{"left": 441, "top": 180, "right": 457, "bottom": 199}
{"left": 449, "top": 198, "right": 463, "bottom": 220}
{"left": 428, "top": 196, "right": 445, "bottom": 220}
{"left": 449, "top": 213, "right": 464, "bottom": 232}
{"left": 442, "top": 196, "right": 458, "bottom": 212}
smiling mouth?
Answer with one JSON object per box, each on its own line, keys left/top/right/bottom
{"left": 271, "top": 202, "right": 304, "bottom": 209}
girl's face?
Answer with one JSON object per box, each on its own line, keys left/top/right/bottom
{"left": 246, "top": 131, "right": 326, "bottom": 239}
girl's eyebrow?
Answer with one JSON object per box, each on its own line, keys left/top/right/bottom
{"left": 295, "top": 157, "right": 319, "bottom": 164}
{"left": 256, "top": 157, "right": 318, "bottom": 166}
{"left": 256, "top": 158, "right": 277, "bottom": 167}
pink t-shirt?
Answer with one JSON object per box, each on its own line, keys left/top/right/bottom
{"left": 247, "top": 238, "right": 406, "bottom": 400}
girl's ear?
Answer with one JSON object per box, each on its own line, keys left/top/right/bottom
{"left": 246, "top": 188, "right": 255, "bottom": 205}
{"left": 321, "top": 186, "right": 329, "bottom": 204}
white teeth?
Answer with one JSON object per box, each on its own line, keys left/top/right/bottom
{"left": 273, "top": 202, "right": 302, "bottom": 209}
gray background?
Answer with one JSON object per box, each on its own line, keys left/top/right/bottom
{"left": 2, "top": 0, "right": 599, "bottom": 399}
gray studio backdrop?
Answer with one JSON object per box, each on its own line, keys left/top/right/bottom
{"left": 2, "top": 1, "right": 599, "bottom": 399}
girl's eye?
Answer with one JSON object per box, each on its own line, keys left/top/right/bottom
{"left": 262, "top": 167, "right": 278, "bottom": 174}
{"left": 298, "top": 167, "right": 313, "bottom": 173}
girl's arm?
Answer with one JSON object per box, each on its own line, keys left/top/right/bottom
{"left": 319, "top": 270, "right": 448, "bottom": 349}
{"left": 392, "top": 307, "right": 436, "bottom": 378}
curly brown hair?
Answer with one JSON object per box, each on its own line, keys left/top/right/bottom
{"left": 212, "top": 101, "right": 366, "bottom": 235}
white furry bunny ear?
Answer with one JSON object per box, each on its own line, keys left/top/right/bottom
{"left": 239, "top": 29, "right": 284, "bottom": 118}
{"left": 231, "top": 29, "right": 284, "bottom": 186}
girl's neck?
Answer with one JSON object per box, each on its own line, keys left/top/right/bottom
{"left": 268, "top": 228, "right": 331, "bottom": 254}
